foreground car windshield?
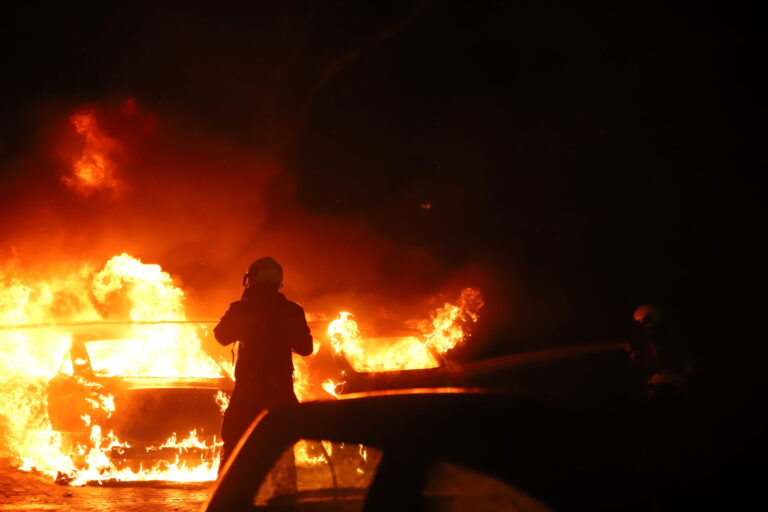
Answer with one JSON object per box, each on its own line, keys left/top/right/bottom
{"left": 253, "top": 440, "right": 381, "bottom": 509}
{"left": 251, "top": 439, "right": 549, "bottom": 511}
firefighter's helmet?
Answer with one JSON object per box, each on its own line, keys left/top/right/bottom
{"left": 633, "top": 304, "right": 661, "bottom": 327}
{"left": 244, "top": 257, "right": 283, "bottom": 289}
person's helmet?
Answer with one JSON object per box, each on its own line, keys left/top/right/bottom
{"left": 633, "top": 304, "right": 661, "bottom": 327}
{"left": 244, "top": 257, "right": 283, "bottom": 289}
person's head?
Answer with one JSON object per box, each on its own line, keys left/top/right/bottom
{"left": 243, "top": 257, "right": 283, "bottom": 291}
{"left": 633, "top": 304, "right": 661, "bottom": 327}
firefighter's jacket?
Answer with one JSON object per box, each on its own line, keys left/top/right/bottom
{"left": 214, "top": 284, "right": 313, "bottom": 405}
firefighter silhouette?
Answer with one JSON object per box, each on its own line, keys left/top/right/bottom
{"left": 214, "top": 257, "right": 313, "bottom": 485}
{"left": 627, "top": 304, "right": 692, "bottom": 396}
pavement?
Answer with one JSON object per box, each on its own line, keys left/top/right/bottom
{"left": 0, "top": 459, "right": 211, "bottom": 512}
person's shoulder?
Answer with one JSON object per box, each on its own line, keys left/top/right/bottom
{"left": 280, "top": 295, "right": 306, "bottom": 313}
{"left": 226, "top": 299, "right": 252, "bottom": 313}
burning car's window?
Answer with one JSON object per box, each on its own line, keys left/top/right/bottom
{"left": 253, "top": 440, "right": 382, "bottom": 509}
{"left": 85, "top": 339, "right": 139, "bottom": 375}
{"left": 84, "top": 338, "right": 223, "bottom": 377}
{"left": 423, "top": 460, "right": 551, "bottom": 512}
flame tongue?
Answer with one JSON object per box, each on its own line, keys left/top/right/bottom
{"left": 86, "top": 254, "right": 222, "bottom": 378}
{"left": 327, "top": 287, "right": 483, "bottom": 372}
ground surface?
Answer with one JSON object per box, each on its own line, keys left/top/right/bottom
{"left": 0, "top": 459, "right": 211, "bottom": 512}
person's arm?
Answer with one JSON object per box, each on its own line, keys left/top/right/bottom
{"left": 214, "top": 302, "right": 243, "bottom": 346}
{"left": 290, "top": 305, "right": 314, "bottom": 356}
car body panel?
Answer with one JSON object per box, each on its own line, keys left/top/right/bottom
{"left": 204, "top": 389, "right": 690, "bottom": 511}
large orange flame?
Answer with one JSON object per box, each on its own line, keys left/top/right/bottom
{"left": 327, "top": 287, "right": 483, "bottom": 372}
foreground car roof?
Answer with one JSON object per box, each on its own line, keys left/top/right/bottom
{"left": 206, "top": 388, "right": 718, "bottom": 511}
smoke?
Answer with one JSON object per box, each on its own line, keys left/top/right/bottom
{"left": 0, "top": 100, "right": 494, "bottom": 360}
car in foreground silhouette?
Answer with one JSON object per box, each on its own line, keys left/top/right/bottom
{"left": 204, "top": 385, "right": 739, "bottom": 512}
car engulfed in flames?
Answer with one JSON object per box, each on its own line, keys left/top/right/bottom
{"left": 46, "top": 332, "right": 233, "bottom": 484}
{"left": 0, "top": 254, "right": 238, "bottom": 485}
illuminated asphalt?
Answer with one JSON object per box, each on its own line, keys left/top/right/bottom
{"left": 0, "top": 459, "right": 211, "bottom": 512}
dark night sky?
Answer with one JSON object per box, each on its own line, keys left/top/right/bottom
{"left": 0, "top": 2, "right": 759, "bottom": 385}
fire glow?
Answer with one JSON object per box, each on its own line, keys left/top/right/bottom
{"left": 0, "top": 107, "right": 483, "bottom": 485}
{"left": 328, "top": 288, "right": 483, "bottom": 372}
{"left": 63, "top": 113, "right": 121, "bottom": 196}
{"left": 0, "top": 253, "right": 482, "bottom": 485}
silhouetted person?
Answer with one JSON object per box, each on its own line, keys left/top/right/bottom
{"left": 214, "top": 257, "right": 313, "bottom": 471}
{"left": 627, "top": 304, "right": 692, "bottom": 396}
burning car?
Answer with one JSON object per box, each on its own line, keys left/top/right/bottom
{"left": 46, "top": 327, "right": 233, "bottom": 480}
